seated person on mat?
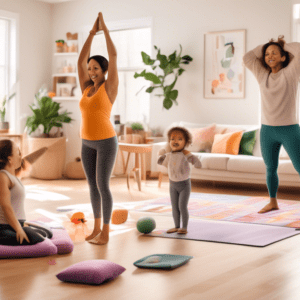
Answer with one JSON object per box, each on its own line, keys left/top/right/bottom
{"left": 157, "top": 126, "right": 202, "bottom": 234}
{"left": 0, "top": 140, "right": 48, "bottom": 246}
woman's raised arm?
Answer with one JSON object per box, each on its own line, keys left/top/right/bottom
{"left": 77, "top": 16, "right": 100, "bottom": 93}
{"left": 99, "top": 13, "right": 119, "bottom": 104}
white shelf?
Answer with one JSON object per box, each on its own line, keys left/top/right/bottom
{"left": 53, "top": 73, "right": 77, "bottom": 77}
{"left": 53, "top": 96, "right": 80, "bottom": 101}
{"left": 54, "top": 52, "right": 78, "bottom": 56}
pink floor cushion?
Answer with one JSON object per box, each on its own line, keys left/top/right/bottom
{"left": 0, "top": 239, "right": 57, "bottom": 259}
{"left": 50, "top": 229, "right": 74, "bottom": 255}
{"left": 0, "top": 228, "right": 73, "bottom": 259}
{"left": 56, "top": 260, "right": 126, "bottom": 285}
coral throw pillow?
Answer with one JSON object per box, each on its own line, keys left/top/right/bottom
{"left": 186, "top": 124, "right": 216, "bottom": 152}
{"left": 212, "top": 131, "right": 244, "bottom": 155}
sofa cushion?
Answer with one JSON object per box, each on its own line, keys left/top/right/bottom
{"left": 239, "top": 130, "right": 257, "bottom": 156}
{"left": 227, "top": 155, "right": 266, "bottom": 173}
{"left": 197, "top": 153, "right": 230, "bottom": 170}
{"left": 278, "top": 160, "right": 299, "bottom": 175}
{"left": 212, "top": 131, "right": 243, "bottom": 155}
{"left": 252, "top": 128, "right": 262, "bottom": 157}
{"left": 186, "top": 124, "right": 216, "bottom": 152}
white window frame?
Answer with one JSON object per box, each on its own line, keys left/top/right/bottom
{"left": 82, "top": 17, "right": 153, "bottom": 124}
{"left": 0, "top": 10, "right": 19, "bottom": 133}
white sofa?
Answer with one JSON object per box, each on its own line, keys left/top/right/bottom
{"left": 151, "top": 121, "right": 300, "bottom": 187}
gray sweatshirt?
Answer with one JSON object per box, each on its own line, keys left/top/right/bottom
{"left": 243, "top": 42, "right": 300, "bottom": 126}
{"left": 157, "top": 151, "right": 202, "bottom": 182}
{"left": 0, "top": 169, "right": 26, "bottom": 224}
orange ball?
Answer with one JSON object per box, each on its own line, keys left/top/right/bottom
{"left": 112, "top": 209, "right": 128, "bottom": 224}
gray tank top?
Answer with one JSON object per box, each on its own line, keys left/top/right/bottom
{"left": 0, "top": 169, "right": 26, "bottom": 224}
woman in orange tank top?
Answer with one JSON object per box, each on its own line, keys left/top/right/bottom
{"left": 78, "top": 13, "right": 119, "bottom": 245}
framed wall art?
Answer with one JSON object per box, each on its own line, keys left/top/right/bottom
{"left": 204, "top": 29, "right": 246, "bottom": 99}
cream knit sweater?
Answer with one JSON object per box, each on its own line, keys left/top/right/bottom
{"left": 243, "top": 42, "right": 300, "bottom": 126}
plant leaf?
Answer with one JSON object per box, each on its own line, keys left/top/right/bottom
{"left": 178, "top": 68, "right": 185, "bottom": 76}
{"left": 134, "top": 70, "right": 146, "bottom": 79}
{"left": 157, "top": 50, "right": 168, "bottom": 69}
{"left": 168, "top": 51, "right": 176, "bottom": 62}
{"left": 164, "top": 76, "right": 178, "bottom": 94}
{"left": 169, "top": 89, "right": 178, "bottom": 100}
{"left": 146, "top": 86, "right": 156, "bottom": 93}
{"left": 144, "top": 73, "right": 161, "bottom": 84}
{"left": 182, "top": 55, "right": 193, "bottom": 62}
{"left": 141, "top": 52, "right": 155, "bottom": 65}
{"left": 163, "top": 98, "right": 173, "bottom": 110}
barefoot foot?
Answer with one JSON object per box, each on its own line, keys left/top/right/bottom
{"left": 177, "top": 228, "right": 188, "bottom": 234}
{"left": 88, "top": 224, "right": 109, "bottom": 245}
{"left": 85, "top": 230, "right": 101, "bottom": 241}
{"left": 258, "top": 203, "right": 279, "bottom": 214}
{"left": 166, "top": 228, "right": 179, "bottom": 233}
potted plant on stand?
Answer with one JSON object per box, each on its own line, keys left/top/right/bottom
{"left": 0, "top": 93, "right": 16, "bottom": 132}
{"left": 24, "top": 86, "right": 74, "bottom": 179}
{"left": 131, "top": 122, "right": 145, "bottom": 144}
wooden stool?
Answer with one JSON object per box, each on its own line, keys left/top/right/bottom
{"left": 118, "top": 143, "right": 153, "bottom": 191}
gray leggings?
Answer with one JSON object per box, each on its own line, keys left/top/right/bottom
{"left": 81, "top": 136, "right": 118, "bottom": 224}
{"left": 169, "top": 178, "right": 191, "bottom": 229}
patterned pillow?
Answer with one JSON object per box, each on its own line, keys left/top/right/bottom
{"left": 186, "top": 124, "right": 216, "bottom": 152}
{"left": 212, "top": 131, "right": 243, "bottom": 155}
{"left": 56, "top": 260, "right": 125, "bottom": 285}
{"left": 239, "top": 130, "right": 257, "bottom": 156}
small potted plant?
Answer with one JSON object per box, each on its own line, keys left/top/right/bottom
{"left": 0, "top": 93, "right": 16, "bottom": 132}
{"left": 131, "top": 122, "right": 145, "bottom": 143}
{"left": 55, "top": 39, "right": 65, "bottom": 53}
{"left": 24, "top": 85, "right": 74, "bottom": 179}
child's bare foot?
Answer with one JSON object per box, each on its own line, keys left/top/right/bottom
{"left": 85, "top": 230, "right": 101, "bottom": 241}
{"left": 177, "top": 228, "right": 188, "bottom": 234}
{"left": 166, "top": 228, "right": 179, "bottom": 233}
{"left": 258, "top": 203, "right": 279, "bottom": 214}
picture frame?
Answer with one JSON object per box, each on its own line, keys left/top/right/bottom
{"left": 204, "top": 29, "right": 246, "bottom": 99}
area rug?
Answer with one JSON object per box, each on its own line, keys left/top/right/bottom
{"left": 145, "top": 218, "right": 300, "bottom": 247}
{"left": 117, "top": 193, "right": 300, "bottom": 229}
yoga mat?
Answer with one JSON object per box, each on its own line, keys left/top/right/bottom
{"left": 146, "top": 219, "right": 300, "bottom": 247}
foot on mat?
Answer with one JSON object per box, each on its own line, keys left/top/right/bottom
{"left": 258, "top": 203, "right": 279, "bottom": 214}
{"left": 177, "top": 228, "right": 188, "bottom": 234}
{"left": 166, "top": 228, "right": 179, "bottom": 233}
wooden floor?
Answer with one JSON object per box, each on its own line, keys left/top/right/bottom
{"left": 2, "top": 175, "right": 300, "bottom": 300}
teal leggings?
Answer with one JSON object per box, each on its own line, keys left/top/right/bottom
{"left": 261, "top": 124, "right": 300, "bottom": 198}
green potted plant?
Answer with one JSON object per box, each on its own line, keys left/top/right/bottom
{"left": 55, "top": 39, "right": 65, "bottom": 52}
{"left": 130, "top": 122, "right": 145, "bottom": 143}
{"left": 24, "top": 86, "right": 74, "bottom": 179}
{"left": 134, "top": 45, "right": 193, "bottom": 110}
{"left": 0, "top": 93, "right": 16, "bottom": 132}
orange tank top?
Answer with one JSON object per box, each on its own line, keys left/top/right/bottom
{"left": 79, "top": 82, "right": 116, "bottom": 140}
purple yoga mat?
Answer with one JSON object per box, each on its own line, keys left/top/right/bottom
{"left": 146, "top": 219, "right": 300, "bottom": 247}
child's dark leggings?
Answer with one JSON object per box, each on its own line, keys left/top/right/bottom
{"left": 81, "top": 136, "right": 118, "bottom": 224}
{"left": 0, "top": 220, "right": 44, "bottom": 246}
{"left": 261, "top": 124, "right": 300, "bottom": 198}
{"left": 169, "top": 179, "right": 191, "bottom": 229}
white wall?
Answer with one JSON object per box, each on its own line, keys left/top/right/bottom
{"left": 0, "top": 0, "right": 53, "bottom": 134}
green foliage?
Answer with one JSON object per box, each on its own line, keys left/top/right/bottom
{"left": 25, "top": 89, "right": 74, "bottom": 136}
{"left": 131, "top": 122, "right": 144, "bottom": 131}
{"left": 55, "top": 40, "right": 65, "bottom": 44}
{"left": 134, "top": 44, "right": 193, "bottom": 110}
{"left": 0, "top": 93, "right": 16, "bottom": 122}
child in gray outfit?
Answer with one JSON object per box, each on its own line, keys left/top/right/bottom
{"left": 157, "top": 126, "right": 202, "bottom": 234}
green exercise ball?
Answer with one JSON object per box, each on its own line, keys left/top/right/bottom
{"left": 136, "top": 217, "right": 156, "bottom": 234}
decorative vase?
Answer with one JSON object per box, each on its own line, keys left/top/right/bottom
{"left": 132, "top": 134, "right": 140, "bottom": 144}
{"left": 0, "top": 122, "right": 9, "bottom": 133}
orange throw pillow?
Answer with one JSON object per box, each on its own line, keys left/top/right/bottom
{"left": 211, "top": 131, "right": 243, "bottom": 155}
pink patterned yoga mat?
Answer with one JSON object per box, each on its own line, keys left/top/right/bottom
{"left": 130, "top": 193, "right": 300, "bottom": 229}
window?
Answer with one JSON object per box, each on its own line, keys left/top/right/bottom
{"left": 0, "top": 10, "right": 17, "bottom": 132}
{"left": 87, "top": 18, "right": 152, "bottom": 126}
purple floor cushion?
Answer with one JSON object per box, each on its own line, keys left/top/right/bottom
{"left": 50, "top": 229, "right": 74, "bottom": 254}
{"left": 0, "top": 239, "right": 57, "bottom": 259}
{"left": 0, "top": 228, "right": 73, "bottom": 259}
{"left": 56, "top": 260, "right": 126, "bottom": 285}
